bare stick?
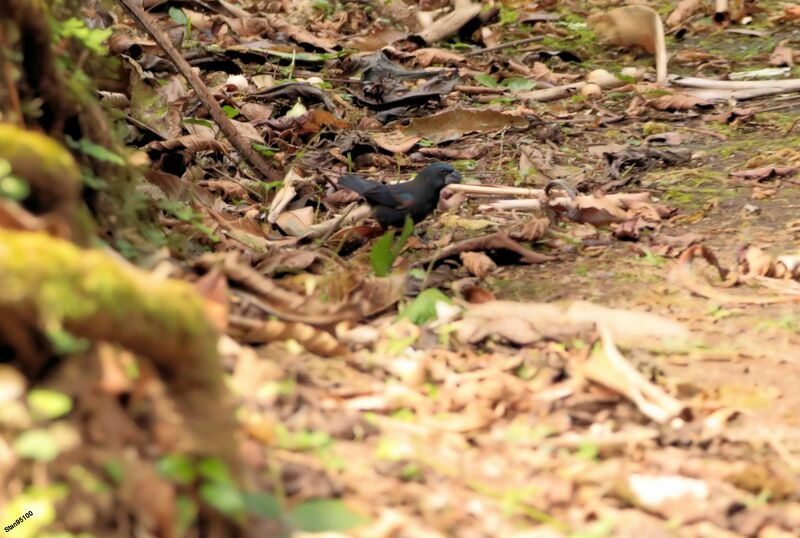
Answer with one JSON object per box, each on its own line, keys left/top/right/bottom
{"left": 478, "top": 199, "right": 543, "bottom": 211}
{"left": 674, "top": 77, "right": 800, "bottom": 91}
{"left": 463, "top": 36, "right": 544, "bottom": 57}
{"left": 446, "top": 184, "right": 546, "bottom": 197}
{"left": 318, "top": 202, "right": 357, "bottom": 243}
{"left": 116, "top": 0, "right": 277, "bottom": 180}
{"left": 415, "top": 231, "right": 555, "bottom": 266}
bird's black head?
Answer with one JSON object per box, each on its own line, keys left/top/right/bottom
{"left": 421, "top": 162, "right": 462, "bottom": 189}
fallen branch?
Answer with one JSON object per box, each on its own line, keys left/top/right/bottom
{"left": 116, "top": 0, "right": 278, "bottom": 181}
{"left": 415, "top": 231, "right": 555, "bottom": 267}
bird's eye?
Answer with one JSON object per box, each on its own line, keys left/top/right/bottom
{"left": 440, "top": 169, "right": 448, "bottom": 177}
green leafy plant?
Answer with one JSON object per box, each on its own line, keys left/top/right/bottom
{"left": 222, "top": 105, "right": 241, "bottom": 119}
{"left": 65, "top": 136, "right": 125, "bottom": 165}
{"left": 371, "top": 215, "right": 414, "bottom": 277}
{"left": 474, "top": 73, "right": 499, "bottom": 88}
{"left": 0, "top": 158, "right": 28, "bottom": 201}
{"left": 398, "top": 288, "right": 451, "bottom": 325}
{"left": 289, "top": 499, "right": 368, "bottom": 532}
{"left": 56, "top": 18, "right": 112, "bottom": 55}
{"left": 168, "top": 7, "right": 192, "bottom": 47}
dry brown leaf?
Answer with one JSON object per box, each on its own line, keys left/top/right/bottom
{"left": 418, "top": 145, "right": 484, "bottom": 160}
{"left": 770, "top": 42, "right": 795, "bottom": 67}
{"left": 254, "top": 250, "right": 320, "bottom": 276}
{"left": 265, "top": 15, "right": 337, "bottom": 51}
{"left": 412, "top": 47, "right": 467, "bottom": 67}
{"left": 730, "top": 166, "right": 798, "bottom": 181}
{"left": 529, "top": 61, "right": 582, "bottom": 85}
{"left": 738, "top": 245, "right": 775, "bottom": 278}
{"left": 266, "top": 109, "right": 349, "bottom": 135}
{"left": 461, "top": 285, "right": 496, "bottom": 304}
{"left": 146, "top": 135, "right": 229, "bottom": 154}
{"left": 275, "top": 206, "right": 315, "bottom": 237}
{"left": 193, "top": 267, "right": 229, "bottom": 332}
{"left": 373, "top": 131, "right": 422, "bottom": 154}
{"left": 459, "top": 251, "right": 497, "bottom": 279}
{"left": 455, "top": 300, "right": 692, "bottom": 350}
{"left": 119, "top": 456, "right": 176, "bottom": 537}
{"left": 702, "top": 107, "right": 756, "bottom": 123}
{"left": 240, "top": 102, "right": 274, "bottom": 122}
{"left": 200, "top": 179, "right": 249, "bottom": 200}
{"left": 771, "top": 4, "right": 800, "bottom": 23}
{"left": 649, "top": 93, "right": 713, "bottom": 111}
{"left": 671, "top": 49, "right": 716, "bottom": 65}
{"left": 402, "top": 108, "right": 529, "bottom": 144}
{"left": 346, "top": 26, "right": 407, "bottom": 52}
{"left": 510, "top": 217, "right": 549, "bottom": 242}
{"left": 666, "top": 0, "right": 702, "bottom": 26}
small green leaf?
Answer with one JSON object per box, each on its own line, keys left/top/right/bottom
{"left": 182, "top": 118, "right": 215, "bottom": 129}
{"left": 65, "top": 136, "right": 126, "bottom": 165}
{"left": 392, "top": 215, "right": 414, "bottom": 258}
{"left": 474, "top": 73, "right": 499, "bottom": 88}
{"left": 0, "top": 174, "right": 29, "bottom": 201}
{"left": 370, "top": 229, "right": 396, "bottom": 277}
{"left": 289, "top": 499, "right": 368, "bottom": 532}
{"left": 222, "top": 105, "right": 241, "bottom": 119}
{"left": 502, "top": 77, "right": 536, "bottom": 91}
{"left": 409, "top": 268, "right": 426, "bottom": 280}
{"left": 176, "top": 495, "right": 199, "bottom": 535}
{"left": 200, "top": 482, "right": 246, "bottom": 518}
{"left": 157, "top": 454, "right": 196, "bottom": 486}
{"left": 27, "top": 389, "right": 73, "bottom": 420}
{"left": 197, "top": 457, "right": 234, "bottom": 485}
{"left": 286, "top": 100, "right": 307, "bottom": 118}
{"left": 13, "top": 429, "right": 60, "bottom": 461}
{"left": 575, "top": 441, "right": 600, "bottom": 461}
{"left": 44, "top": 323, "right": 90, "bottom": 354}
{"left": 243, "top": 492, "right": 282, "bottom": 519}
{"left": 168, "top": 6, "right": 188, "bottom": 25}
{"left": 398, "top": 289, "right": 451, "bottom": 325}
{"left": 104, "top": 460, "right": 124, "bottom": 483}
{"left": 252, "top": 143, "right": 278, "bottom": 158}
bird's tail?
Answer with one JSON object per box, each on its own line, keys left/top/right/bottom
{"left": 338, "top": 174, "right": 376, "bottom": 195}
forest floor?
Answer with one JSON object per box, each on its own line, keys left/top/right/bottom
{"left": 6, "top": 0, "right": 800, "bottom": 537}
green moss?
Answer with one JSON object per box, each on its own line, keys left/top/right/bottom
{"left": 0, "top": 230, "right": 212, "bottom": 345}
{"left": 0, "top": 124, "right": 80, "bottom": 193}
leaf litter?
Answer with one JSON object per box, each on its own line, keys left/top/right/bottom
{"left": 6, "top": 0, "right": 800, "bottom": 537}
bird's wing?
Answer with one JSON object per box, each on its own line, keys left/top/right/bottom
{"left": 339, "top": 174, "right": 410, "bottom": 209}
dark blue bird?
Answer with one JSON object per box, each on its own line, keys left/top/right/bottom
{"left": 338, "top": 163, "right": 461, "bottom": 228}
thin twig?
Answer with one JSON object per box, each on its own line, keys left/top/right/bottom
{"left": 318, "top": 202, "right": 357, "bottom": 243}
{"left": 116, "top": 0, "right": 278, "bottom": 181}
{"left": 463, "top": 36, "right": 544, "bottom": 57}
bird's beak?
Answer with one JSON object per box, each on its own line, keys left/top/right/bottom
{"left": 445, "top": 170, "right": 462, "bottom": 185}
